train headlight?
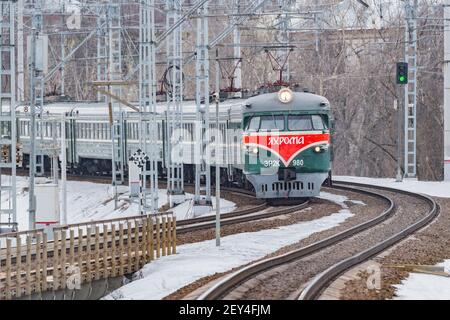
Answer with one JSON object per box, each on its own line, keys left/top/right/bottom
{"left": 252, "top": 147, "right": 259, "bottom": 154}
{"left": 313, "top": 145, "right": 328, "bottom": 153}
{"left": 278, "top": 87, "right": 293, "bottom": 104}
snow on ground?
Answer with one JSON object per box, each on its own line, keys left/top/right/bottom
{"left": 104, "top": 191, "right": 364, "bottom": 300}
{"left": 336, "top": 175, "right": 450, "bottom": 198}
{"left": 1, "top": 175, "right": 235, "bottom": 231}
{"left": 394, "top": 260, "right": 450, "bottom": 300}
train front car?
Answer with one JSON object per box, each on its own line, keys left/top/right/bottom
{"left": 242, "top": 88, "right": 332, "bottom": 200}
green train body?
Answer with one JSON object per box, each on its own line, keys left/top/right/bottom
{"left": 242, "top": 89, "right": 333, "bottom": 199}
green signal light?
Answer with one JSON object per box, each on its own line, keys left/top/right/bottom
{"left": 399, "top": 75, "right": 406, "bottom": 82}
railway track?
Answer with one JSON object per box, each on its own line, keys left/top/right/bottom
{"left": 177, "top": 200, "right": 309, "bottom": 234}
{"left": 29, "top": 171, "right": 314, "bottom": 236}
{"left": 197, "top": 181, "right": 439, "bottom": 300}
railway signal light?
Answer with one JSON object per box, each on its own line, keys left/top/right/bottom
{"left": 396, "top": 62, "right": 408, "bottom": 85}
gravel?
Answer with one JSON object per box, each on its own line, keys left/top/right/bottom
{"left": 234, "top": 188, "right": 430, "bottom": 299}
{"left": 339, "top": 197, "right": 449, "bottom": 300}
{"left": 165, "top": 188, "right": 388, "bottom": 300}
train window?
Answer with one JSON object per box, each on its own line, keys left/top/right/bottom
{"left": 311, "top": 115, "right": 327, "bottom": 130}
{"left": 247, "top": 116, "right": 260, "bottom": 131}
{"left": 288, "top": 115, "right": 327, "bottom": 131}
{"left": 288, "top": 115, "right": 312, "bottom": 131}
{"left": 101, "top": 123, "right": 105, "bottom": 139}
{"left": 260, "top": 115, "right": 284, "bottom": 131}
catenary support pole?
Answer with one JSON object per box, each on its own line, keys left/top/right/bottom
{"left": 61, "top": 115, "right": 67, "bottom": 225}
{"left": 444, "top": 0, "right": 450, "bottom": 180}
{"left": 396, "top": 98, "right": 403, "bottom": 182}
{"left": 215, "top": 48, "right": 220, "bottom": 247}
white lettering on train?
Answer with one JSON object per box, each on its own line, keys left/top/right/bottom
{"left": 268, "top": 136, "right": 304, "bottom": 145}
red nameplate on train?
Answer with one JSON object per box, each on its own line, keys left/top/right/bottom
{"left": 243, "top": 132, "right": 330, "bottom": 166}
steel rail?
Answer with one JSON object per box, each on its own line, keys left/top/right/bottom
{"left": 197, "top": 183, "right": 396, "bottom": 300}
{"left": 178, "top": 200, "right": 309, "bottom": 234}
{"left": 298, "top": 180, "right": 439, "bottom": 300}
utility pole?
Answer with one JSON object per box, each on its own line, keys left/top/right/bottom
{"left": 396, "top": 62, "right": 408, "bottom": 182}
{"left": 61, "top": 115, "right": 67, "bottom": 225}
{"left": 17, "top": 0, "right": 24, "bottom": 102}
{"left": 395, "top": 98, "right": 403, "bottom": 182}
{"left": 444, "top": 0, "right": 450, "bottom": 180}
{"left": 193, "top": 3, "right": 212, "bottom": 216}
{"left": 28, "top": 26, "right": 37, "bottom": 230}
{"left": 60, "top": 2, "right": 65, "bottom": 96}
{"left": 232, "top": 0, "right": 242, "bottom": 98}
{"left": 28, "top": 0, "right": 45, "bottom": 230}
{"left": 166, "top": 0, "right": 185, "bottom": 207}
{"left": 403, "top": 0, "right": 418, "bottom": 178}
{"left": 215, "top": 48, "right": 220, "bottom": 247}
{"left": 0, "top": 0, "right": 18, "bottom": 232}
{"left": 139, "top": 0, "right": 159, "bottom": 214}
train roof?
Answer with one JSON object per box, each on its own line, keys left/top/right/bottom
{"left": 16, "top": 99, "right": 245, "bottom": 116}
{"left": 242, "top": 91, "right": 330, "bottom": 114}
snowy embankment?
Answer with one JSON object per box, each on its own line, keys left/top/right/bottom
{"left": 104, "top": 191, "right": 363, "bottom": 300}
{"left": 394, "top": 260, "right": 450, "bottom": 300}
{"left": 336, "top": 175, "right": 450, "bottom": 300}
{"left": 1, "top": 176, "right": 235, "bottom": 231}
{"left": 335, "top": 175, "right": 450, "bottom": 198}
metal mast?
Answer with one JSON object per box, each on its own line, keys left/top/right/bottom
{"left": 108, "top": 1, "right": 126, "bottom": 209}
{"left": 444, "top": 0, "right": 450, "bottom": 180}
{"left": 403, "top": 0, "right": 418, "bottom": 178}
{"left": 194, "top": 3, "right": 211, "bottom": 213}
{"left": 0, "top": 0, "right": 17, "bottom": 232}
{"left": 139, "top": 0, "right": 159, "bottom": 214}
{"left": 97, "top": 1, "right": 108, "bottom": 101}
{"left": 232, "top": 0, "right": 242, "bottom": 98}
{"left": 17, "top": 0, "right": 24, "bottom": 102}
{"left": 33, "top": 0, "right": 45, "bottom": 177}
{"left": 277, "top": 0, "right": 292, "bottom": 84}
{"left": 28, "top": 0, "right": 45, "bottom": 230}
{"left": 166, "top": 0, "right": 185, "bottom": 207}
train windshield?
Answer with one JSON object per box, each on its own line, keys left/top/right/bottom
{"left": 247, "top": 116, "right": 261, "bottom": 131}
{"left": 246, "top": 115, "right": 285, "bottom": 131}
{"left": 260, "top": 115, "right": 284, "bottom": 130}
{"left": 288, "top": 115, "right": 327, "bottom": 131}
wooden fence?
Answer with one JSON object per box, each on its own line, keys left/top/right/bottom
{"left": 0, "top": 213, "right": 176, "bottom": 300}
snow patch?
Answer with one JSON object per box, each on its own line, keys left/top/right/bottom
{"left": 0, "top": 176, "right": 235, "bottom": 232}
{"left": 394, "top": 260, "right": 450, "bottom": 300}
{"left": 336, "top": 175, "right": 450, "bottom": 198}
{"left": 104, "top": 191, "right": 363, "bottom": 300}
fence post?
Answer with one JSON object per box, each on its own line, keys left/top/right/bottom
{"left": 172, "top": 216, "right": 177, "bottom": 254}
{"left": 94, "top": 226, "right": 100, "bottom": 280}
{"left": 5, "top": 238, "right": 12, "bottom": 300}
{"left": 126, "top": 221, "right": 132, "bottom": 273}
{"left": 69, "top": 229, "right": 75, "bottom": 267}
{"left": 86, "top": 227, "right": 92, "bottom": 283}
{"left": 42, "top": 233, "right": 48, "bottom": 292}
{"left": 35, "top": 233, "right": 42, "bottom": 294}
{"left": 61, "top": 230, "right": 67, "bottom": 289}
{"left": 167, "top": 216, "right": 172, "bottom": 256}
{"left": 119, "top": 223, "right": 125, "bottom": 276}
{"left": 103, "top": 224, "right": 109, "bottom": 279}
{"left": 155, "top": 216, "right": 161, "bottom": 258}
{"left": 25, "top": 236, "right": 32, "bottom": 295}
{"left": 16, "top": 236, "right": 22, "bottom": 298}
{"left": 77, "top": 228, "right": 83, "bottom": 283}
{"left": 111, "top": 224, "right": 117, "bottom": 277}
{"left": 53, "top": 231, "right": 60, "bottom": 291}
{"left": 141, "top": 218, "right": 148, "bottom": 263}
{"left": 148, "top": 217, "right": 154, "bottom": 261}
{"left": 134, "top": 220, "right": 140, "bottom": 271}
{"left": 162, "top": 216, "right": 167, "bottom": 256}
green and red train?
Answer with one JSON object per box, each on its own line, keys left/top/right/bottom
{"left": 242, "top": 88, "right": 333, "bottom": 199}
